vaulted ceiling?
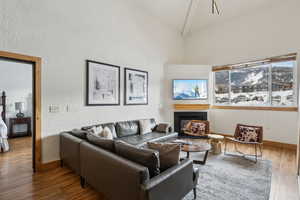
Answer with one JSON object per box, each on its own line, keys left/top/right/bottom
{"left": 132, "top": 0, "right": 281, "bottom": 36}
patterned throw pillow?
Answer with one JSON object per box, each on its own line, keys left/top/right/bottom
{"left": 237, "top": 126, "right": 259, "bottom": 142}
{"left": 190, "top": 122, "right": 206, "bottom": 136}
{"left": 155, "top": 123, "right": 170, "bottom": 133}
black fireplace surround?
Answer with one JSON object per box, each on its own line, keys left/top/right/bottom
{"left": 174, "top": 112, "right": 208, "bottom": 137}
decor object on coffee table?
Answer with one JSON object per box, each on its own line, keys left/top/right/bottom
{"left": 208, "top": 134, "right": 224, "bottom": 155}
{"left": 124, "top": 68, "right": 148, "bottom": 105}
{"left": 182, "top": 120, "right": 209, "bottom": 138}
{"left": 181, "top": 139, "right": 211, "bottom": 165}
{"left": 86, "top": 60, "right": 120, "bottom": 106}
{"left": 224, "top": 124, "right": 263, "bottom": 163}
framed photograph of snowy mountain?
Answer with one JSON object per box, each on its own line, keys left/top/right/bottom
{"left": 172, "top": 79, "right": 208, "bottom": 100}
{"left": 86, "top": 60, "right": 120, "bottom": 106}
{"left": 124, "top": 68, "right": 148, "bottom": 105}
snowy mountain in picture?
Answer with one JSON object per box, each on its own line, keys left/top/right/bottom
{"left": 242, "top": 71, "right": 264, "bottom": 85}
{"left": 173, "top": 80, "right": 208, "bottom": 100}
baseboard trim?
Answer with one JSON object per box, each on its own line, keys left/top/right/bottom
{"left": 38, "top": 160, "right": 61, "bottom": 172}
{"left": 211, "top": 132, "right": 297, "bottom": 151}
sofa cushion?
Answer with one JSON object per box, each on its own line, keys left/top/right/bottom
{"left": 98, "top": 127, "right": 114, "bottom": 139}
{"left": 117, "top": 132, "right": 179, "bottom": 147}
{"left": 115, "top": 121, "right": 139, "bottom": 138}
{"left": 90, "top": 126, "right": 103, "bottom": 135}
{"left": 147, "top": 142, "right": 181, "bottom": 171}
{"left": 114, "top": 141, "right": 160, "bottom": 177}
{"left": 86, "top": 133, "right": 115, "bottom": 152}
{"left": 101, "top": 123, "right": 117, "bottom": 138}
{"left": 139, "top": 119, "right": 153, "bottom": 135}
{"left": 81, "top": 123, "right": 117, "bottom": 138}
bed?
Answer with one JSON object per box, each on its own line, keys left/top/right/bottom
{"left": 0, "top": 91, "right": 9, "bottom": 152}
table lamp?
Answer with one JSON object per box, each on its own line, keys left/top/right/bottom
{"left": 15, "top": 102, "right": 25, "bottom": 118}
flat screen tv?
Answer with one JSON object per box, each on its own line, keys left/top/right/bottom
{"left": 173, "top": 79, "right": 208, "bottom": 100}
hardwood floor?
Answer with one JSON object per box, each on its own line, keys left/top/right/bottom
{"left": 0, "top": 137, "right": 299, "bottom": 200}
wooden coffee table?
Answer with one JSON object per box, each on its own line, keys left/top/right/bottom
{"left": 181, "top": 140, "right": 211, "bottom": 165}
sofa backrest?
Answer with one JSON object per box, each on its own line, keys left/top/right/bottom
{"left": 81, "top": 118, "right": 157, "bottom": 138}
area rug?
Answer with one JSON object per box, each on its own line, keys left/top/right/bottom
{"left": 183, "top": 153, "right": 272, "bottom": 200}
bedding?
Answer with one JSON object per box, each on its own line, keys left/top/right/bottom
{"left": 0, "top": 117, "right": 9, "bottom": 152}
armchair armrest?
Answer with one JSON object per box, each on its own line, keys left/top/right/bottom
{"left": 140, "top": 159, "right": 194, "bottom": 200}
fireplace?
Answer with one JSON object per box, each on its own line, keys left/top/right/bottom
{"left": 174, "top": 112, "right": 208, "bottom": 137}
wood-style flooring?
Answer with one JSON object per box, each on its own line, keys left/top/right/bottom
{"left": 0, "top": 137, "right": 299, "bottom": 200}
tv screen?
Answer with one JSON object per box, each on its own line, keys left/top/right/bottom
{"left": 173, "top": 79, "right": 208, "bottom": 100}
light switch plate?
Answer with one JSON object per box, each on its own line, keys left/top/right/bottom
{"left": 49, "top": 105, "right": 60, "bottom": 113}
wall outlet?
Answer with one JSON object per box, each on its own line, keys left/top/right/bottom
{"left": 49, "top": 105, "right": 60, "bottom": 113}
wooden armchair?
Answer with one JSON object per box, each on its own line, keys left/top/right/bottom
{"left": 224, "top": 124, "right": 263, "bottom": 162}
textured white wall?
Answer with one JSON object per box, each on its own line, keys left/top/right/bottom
{"left": 0, "top": 0, "right": 184, "bottom": 162}
{"left": 183, "top": 0, "right": 300, "bottom": 144}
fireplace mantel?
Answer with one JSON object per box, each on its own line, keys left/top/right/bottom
{"left": 173, "top": 104, "right": 210, "bottom": 110}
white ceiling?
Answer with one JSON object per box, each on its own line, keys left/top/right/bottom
{"left": 132, "top": 0, "right": 281, "bottom": 36}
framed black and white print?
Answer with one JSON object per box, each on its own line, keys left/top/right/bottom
{"left": 86, "top": 60, "right": 120, "bottom": 106}
{"left": 124, "top": 68, "right": 148, "bottom": 105}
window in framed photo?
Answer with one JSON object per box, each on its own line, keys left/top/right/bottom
{"left": 124, "top": 68, "right": 148, "bottom": 105}
{"left": 86, "top": 60, "right": 120, "bottom": 106}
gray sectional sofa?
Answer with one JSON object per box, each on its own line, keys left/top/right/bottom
{"left": 60, "top": 118, "right": 199, "bottom": 200}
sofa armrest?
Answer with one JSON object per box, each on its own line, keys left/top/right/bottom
{"left": 60, "top": 132, "right": 83, "bottom": 175}
{"left": 80, "top": 141, "right": 150, "bottom": 200}
{"left": 140, "top": 159, "right": 194, "bottom": 200}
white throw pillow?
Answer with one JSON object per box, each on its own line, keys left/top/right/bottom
{"left": 99, "top": 127, "right": 114, "bottom": 139}
{"left": 139, "top": 119, "right": 152, "bottom": 135}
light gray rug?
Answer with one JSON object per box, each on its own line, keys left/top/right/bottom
{"left": 183, "top": 153, "right": 272, "bottom": 200}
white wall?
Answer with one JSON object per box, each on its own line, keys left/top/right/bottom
{"left": 183, "top": 0, "right": 300, "bottom": 144}
{"left": 0, "top": 0, "right": 184, "bottom": 162}
{"left": 163, "top": 64, "right": 212, "bottom": 124}
{"left": 0, "top": 60, "right": 33, "bottom": 130}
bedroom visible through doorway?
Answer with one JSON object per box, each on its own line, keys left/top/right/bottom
{"left": 0, "top": 57, "right": 35, "bottom": 172}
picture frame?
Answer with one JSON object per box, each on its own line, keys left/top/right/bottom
{"left": 172, "top": 79, "right": 208, "bottom": 100}
{"left": 86, "top": 60, "right": 120, "bottom": 106}
{"left": 124, "top": 68, "right": 148, "bottom": 105}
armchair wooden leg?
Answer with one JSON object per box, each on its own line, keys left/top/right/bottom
{"left": 193, "top": 188, "right": 197, "bottom": 199}
{"left": 60, "top": 160, "right": 63, "bottom": 167}
{"left": 259, "top": 144, "right": 263, "bottom": 157}
{"left": 224, "top": 139, "right": 228, "bottom": 155}
{"left": 80, "top": 176, "right": 86, "bottom": 188}
{"left": 255, "top": 143, "right": 257, "bottom": 163}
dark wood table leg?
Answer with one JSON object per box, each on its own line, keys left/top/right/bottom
{"left": 192, "top": 150, "right": 209, "bottom": 165}
{"left": 186, "top": 151, "right": 190, "bottom": 159}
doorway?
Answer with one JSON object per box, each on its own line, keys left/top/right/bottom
{"left": 0, "top": 51, "right": 41, "bottom": 172}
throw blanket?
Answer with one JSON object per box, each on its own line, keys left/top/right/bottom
{"left": 0, "top": 118, "right": 9, "bottom": 152}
